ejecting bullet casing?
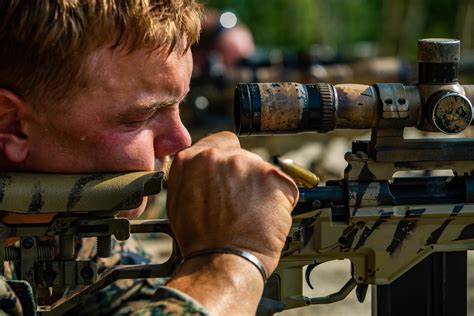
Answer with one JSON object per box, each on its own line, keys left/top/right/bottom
{"left": 274, "top": 156, "right": 320, "bottom": 189}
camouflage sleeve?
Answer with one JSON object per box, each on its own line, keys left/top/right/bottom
{"left": 130, "top": 286, "right": 209, "bottom": 316}
{"left": 0, "top": 276, "right": 24, "bottom": 315}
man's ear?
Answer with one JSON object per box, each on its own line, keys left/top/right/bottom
{"left": 0, "top": 88, "right": 28, "bottom": 163}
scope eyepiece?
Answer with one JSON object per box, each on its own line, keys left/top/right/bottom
{"left": 234, "top": 82, "right": 337, "bottom": 135}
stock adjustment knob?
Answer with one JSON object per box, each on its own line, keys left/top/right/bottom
{"left": 427, "top": 91, "right": 473, "bottom": 134}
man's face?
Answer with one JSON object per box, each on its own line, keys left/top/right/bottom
{"left": 22, "top": 47, "right": 193, "bottom": 174}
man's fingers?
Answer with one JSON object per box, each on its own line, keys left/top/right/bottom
{"left": 272, "top": 168, "right": 300, "bottom": 210}
{"left": 193, "top": 131, "right": 241, "bottom": 150}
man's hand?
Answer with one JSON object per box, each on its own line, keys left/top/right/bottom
{"left": 167, "top": 131, "right": 298, "bottom": 275}
{"left": 165, "top": 131, "right": 298, "bottom": 315}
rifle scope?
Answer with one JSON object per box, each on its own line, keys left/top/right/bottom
{"left": 235, "top": 39, "right": 474, "bottom": 136}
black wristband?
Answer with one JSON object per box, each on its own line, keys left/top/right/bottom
{"left": 182, "top": 247, "right": 268, "bottom": 283}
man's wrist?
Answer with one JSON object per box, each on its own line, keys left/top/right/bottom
{"left": 166, "top": 252, "right": 265, "bottom": 315}
{"left": 182, "top": 248, "right": 268, "bottom": 283}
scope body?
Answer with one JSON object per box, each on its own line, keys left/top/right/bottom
{"left": 235, "top": 82, "right": 474, "bottom": 136}
{"left": 235, "top": 39, "right": 474, "bottom": 136}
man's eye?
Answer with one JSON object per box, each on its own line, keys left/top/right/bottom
{"left": 124, "top": 103, "right": 180, "bottom": 127}
{"left": 130, "top": 110, "right": 160, "bottom": 125}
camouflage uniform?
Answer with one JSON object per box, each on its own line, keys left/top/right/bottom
{"left": 66, "top": 236, "right": 161, "bottom": 315}
{"left": 0, "top": 236, "right": 209, "bottom": 316}
{"left": 131, "top": 287, "right": 208, "bottom": 316}
{"left": 0, "top": 276, "right": 26, "bottom": 315}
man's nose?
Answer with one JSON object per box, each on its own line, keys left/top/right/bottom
{"left": 153, "top": 112, "right": 191, "bottom": 157}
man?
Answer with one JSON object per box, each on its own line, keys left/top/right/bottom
{"left": 192, "top": 9, "right": 256, "bottom": 78}
{"left": 0, "top": 1, "right": 298, "bottom": 315}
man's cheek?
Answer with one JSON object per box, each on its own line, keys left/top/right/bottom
{"left": 101, "top": 134, "right": 156, "bottom": 171}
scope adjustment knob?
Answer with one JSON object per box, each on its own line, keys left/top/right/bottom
{"left": 426, "top": 91, "right": 473, "bottom": 134}
{"left": 316, "top": 83, "right": 336, "bottom": 133}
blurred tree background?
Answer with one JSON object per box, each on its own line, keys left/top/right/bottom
{"left": 204, "top": 0, "right": 474, "bottom": 60}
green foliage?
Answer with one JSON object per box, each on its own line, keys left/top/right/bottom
{"left": 204, "top": 0, "right": 468, "bottom": 58}
{"left": 204, "top": 0, "right": 383, "bottom": 49}
{"left": 424, "top": 0, "right": 458, "bottom": 38}
{"left": 204, "top": 0, "right": 320, "bottom": 49}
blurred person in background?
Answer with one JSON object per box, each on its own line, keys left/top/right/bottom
{"left": 192, "top": 9, "right": 256, "bottom": 79}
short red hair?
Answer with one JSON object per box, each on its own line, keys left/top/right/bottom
{"left": 0, "top": 0, "right": 202, "bottom": 108}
